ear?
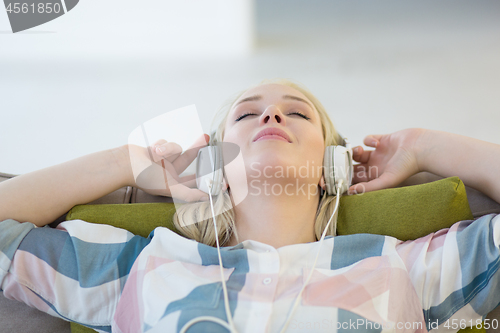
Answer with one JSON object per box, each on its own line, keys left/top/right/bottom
{"left": 319, "top": 175, "right": 326, "bottom": 191}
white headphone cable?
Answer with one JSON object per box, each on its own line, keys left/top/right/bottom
{"left": 278, "top": 179, "right": 344, "bottom": 333}
{"left": 180, "top": 179, "right": 238, "bottom": 333}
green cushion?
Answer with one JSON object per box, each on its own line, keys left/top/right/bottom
{"left": 336, "top": 176, "right": 474, "bottom": 240}
{"left": 67, "top": 176, "right": 483, "bottom": 333}
{"left": 66, "top": 202, "right": 179, "bottom": 238}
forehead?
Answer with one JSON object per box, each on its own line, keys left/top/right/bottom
{"left": 231, "top": 84, "right": 314, "bottom": 109}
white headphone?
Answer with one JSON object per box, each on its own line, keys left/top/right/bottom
{"left": 323, "top": 135, "right": 353, "bottom": 196}
{"left": 195, "top": 144, "right": 224, "bottom": 196}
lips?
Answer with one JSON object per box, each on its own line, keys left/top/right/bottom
{"left": 253, "top": 127, "right": 292, "bottom": 143}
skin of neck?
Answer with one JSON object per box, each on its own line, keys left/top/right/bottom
{"left": 226, "top": 179, "right": 322, "bottom": 249}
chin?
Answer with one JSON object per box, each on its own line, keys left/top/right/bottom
{"left": 245, "top": 156, "right": 293, "bottom": 180}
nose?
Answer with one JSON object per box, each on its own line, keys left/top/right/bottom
{"left": 259, "top": 105, "right": 286, "bottom": 126}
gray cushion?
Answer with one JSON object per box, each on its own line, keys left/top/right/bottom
{"left": 0, "top": 295, "right": 70, "bottom": 333}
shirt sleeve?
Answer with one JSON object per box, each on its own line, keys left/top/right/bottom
{"left": 0, "top": 219, "right": 151, "bottom": 333}
{"left": 396, "top": 213, "right": 500, "bottom": 330}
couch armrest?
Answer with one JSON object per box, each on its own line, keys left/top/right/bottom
{"left": 131, "top": 187, "right": 174, "bottom": 203}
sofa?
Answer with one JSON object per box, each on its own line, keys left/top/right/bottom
{"left": 1, "top": 171, "right": 500, "bottom": 333}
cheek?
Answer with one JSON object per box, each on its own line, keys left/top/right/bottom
{"left": 304, "top": 130, "right": 325, "bottom": 167}
{"left": 306, "top": 128, "right": 325, "bottom": 150}
{"left": 221, "top": 122, "right": 237, "bottom": 143}
{"left": 223, "top": 121, "right": 253, "bottom": 145}
{"left": 222, "top": 129, "right": 241, "bottom": 146}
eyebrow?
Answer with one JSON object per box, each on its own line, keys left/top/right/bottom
{"left": 282, "top": 94, "right": 314, "bottom": 110}
{"left": 234, "top": 94, "right": 314, "bottom": 110}
{"left": 235, "top": 95, "right": 262, "bottom": 106}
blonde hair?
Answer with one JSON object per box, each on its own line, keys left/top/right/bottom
{"left": 173, "top": 78, "right": 343, "bottom": 247}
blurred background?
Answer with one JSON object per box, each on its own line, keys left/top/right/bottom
{"left": 1, "top": 0, "right": 499, "bottom": 174}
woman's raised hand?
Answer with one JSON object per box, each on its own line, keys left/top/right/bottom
{"left": 127, "top": 134, "right": 210, "bottom": 202}
{"left": 349, "top": 128, "right": 426, "bottom": 194}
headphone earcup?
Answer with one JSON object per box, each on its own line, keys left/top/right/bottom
{"left": 323, "top": 145, "right": 353, "bottom": 195}
{"left": 196, "top": 146, "right": 224, "bottom": 195}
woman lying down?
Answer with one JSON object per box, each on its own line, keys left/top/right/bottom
{"left": 1, "top": 79, "right": 500, "bottom": 333}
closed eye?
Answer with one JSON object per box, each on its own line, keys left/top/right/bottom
{"left": 289, "top": 112, "right": 311, "bottom": 120}
{"left": 236, "top": 111, "right": 310, "bottom": 122}
{"left": 235, "top": 112, "right": 257, "bottom": 121}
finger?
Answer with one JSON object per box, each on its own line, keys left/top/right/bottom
{"left": 169, "top": 183, "right": 209, "bottom": 202}
{"left": 155, "top": 142, "right": 183, "bottom": 163}
{"left": 188, "top": 133, "right": 210, "bottom": 149}
{"left": 158, "top": 162, "right": 207, "bottom": 203}
{"left": 353, "top": 148, "right": 372, "bottom": 164}
{"left": 202, "top": 134, "right": 210, "bottom": 145}
{"left": 352, "top": 146, "right": 363, "bottom": 159}
{"left": 348, "top": 172, "right": 399, "bottom": 194}
{"left": 152, "top": 139, "right": 168, "bottom": 147}
{"left": 172, "top": 134, "right": 209, "bottom": 174}
{"left": 363, "top": 134, "right": 383, "bottom": 148}
{"left": 149, "top": 139, "right": 168, "bottom": 162}
{"left": 351, "top": 164, "right": 370, "bottom": 183}
{"left": 161, "top": 160, "right": 182, "bottom": 184}
{"left": 179, "top": 174, "right": 197, "bottom": 188}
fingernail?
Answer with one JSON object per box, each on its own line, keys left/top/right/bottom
{"left": 156, "top": 146, "right": 167, "bottom": 153}
{"left": 353, "top": 147, "right": 359, "bottom": 154}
